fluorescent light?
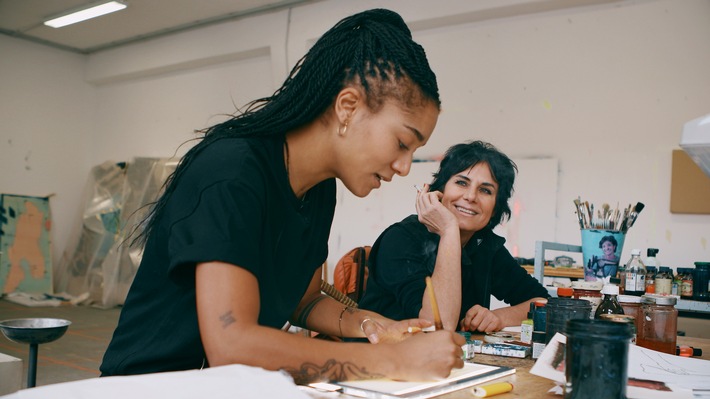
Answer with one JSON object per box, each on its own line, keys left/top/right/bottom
{"left": 44, "top": 1, "right": 127, "bottom": 28}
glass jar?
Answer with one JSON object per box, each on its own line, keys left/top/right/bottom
{"left": 654, "top": 266, "right": 673, "bottom": 296}
{"left": 672, "top": 268, "right": 682, "bottom": 296}
{"left": 600, "top": 314, "right": 637, "bottom": 344}
{"left": 572, "top": 280, "right": 603, "bottom": 318}
{"left": 694, "top": 262, "right": 710, "bottom": 301}
{"left": 618, "top": 294, "right": 642, "bottom": 341}
{"left": 637, "top": 294, "right": 678, "bottom": 355}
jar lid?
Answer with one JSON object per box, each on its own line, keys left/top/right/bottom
{"left": 600, "top": 314, "right": 635, "bottom": 323}
{"left": 695, "top": 262, "right": 710, "bottom": 268}
{"left": 618, "top": 294, "right": 641, "bottom": 303}
{"left": 601, "top": 284, "right": 619, "bottom": 295}
{"left": 641, "top": 294, "right": 678, "bottom": 305}
{"left": 571, "top": 280, "right": 603, "bottom": 291}
{"left": 557, "top": 287, "right": 574, "bottom": 297}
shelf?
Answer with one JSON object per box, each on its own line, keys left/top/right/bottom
{"left": 522, "top": 265, "right": 584, "bottom": 279}
{"left": 677, "top": 299, "right": 710, "bottom": 314}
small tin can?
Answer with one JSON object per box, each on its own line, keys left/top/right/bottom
{"left": 571, "top": 280, "right": 603, "bottom": 318}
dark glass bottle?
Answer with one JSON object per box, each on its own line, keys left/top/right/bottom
{"left": 595, "top": 284, "right": 624, "bottom": 319}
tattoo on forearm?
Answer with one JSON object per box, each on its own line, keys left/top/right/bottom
{"left": 219, "top": 310, "right": 236, "bottom": 329}
{"left": 282, "top": 359, "right": 384, "bottom": 385}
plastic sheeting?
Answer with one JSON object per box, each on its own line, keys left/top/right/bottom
{"left": 54, "top": 158, "right": 176, "bottom": 308}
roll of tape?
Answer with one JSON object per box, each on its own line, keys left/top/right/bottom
{"left": 484, "top": 332, "right": 515, "bottom": 343}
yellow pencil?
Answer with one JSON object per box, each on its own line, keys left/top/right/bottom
{"left": 425, "top": 276, "right": 444, "bottom": 330}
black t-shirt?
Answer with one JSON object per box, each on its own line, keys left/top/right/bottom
{"left": 359, "top": 215, "right": 549, "bottom": 322}
{"left": 100, "top": 136, "right": 336, "bottom": 376}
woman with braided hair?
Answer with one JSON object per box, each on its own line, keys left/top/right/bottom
{"left": 100, "top": 9, "right": 465, "bottom": 384}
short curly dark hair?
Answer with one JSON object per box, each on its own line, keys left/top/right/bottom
{"left": 599, "top": 235, "right": 618, "bottom": 249}
{"left": 429, "top": 140, "right": 517, "bottom": 229}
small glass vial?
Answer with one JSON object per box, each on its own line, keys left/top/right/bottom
{"left": 533, "top": 300, "right": 548, "bottom": 333}
{"left": 645, "top": 266, "right": 657, "bottom": 293}
{"left": 532, "top": 331, "right": 546, "bottom": 360}
{"left": 521, "top": 302, "right": 534, "bottom": 344}
{"left": 572, "top": 280, "right": 603, "bottom": 318}
{"left": 681, "top": 268, "right": 694, "bottom": 299}
{"left": 672, "top": 268, "right": 682, "bottom": 296}
{"left": 637, "top": 294, "right": 678, "bottom": 355}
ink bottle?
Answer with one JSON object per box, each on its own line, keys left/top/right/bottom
{"left": 594, "top": 284, "right": 624, "bottom": 319}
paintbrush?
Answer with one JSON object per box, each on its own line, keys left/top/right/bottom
{"left": 626, "top": 202, "right": 645, "bottom": 230}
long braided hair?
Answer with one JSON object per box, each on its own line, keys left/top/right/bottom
{"left": 135, "top": 8, "right": 440, "bottom": 246}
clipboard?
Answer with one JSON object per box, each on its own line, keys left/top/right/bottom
{"left": 313, "top": 362, "right": 515, "bottom": 399}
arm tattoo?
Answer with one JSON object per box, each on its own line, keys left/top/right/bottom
{"left": 219, "top": 310, "right": 236, "bottom": 329}
{"left": 282, "top": 359, "right": 384, "bottom": 385}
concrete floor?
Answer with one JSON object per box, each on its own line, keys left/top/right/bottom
{"left": 0, "top": 298, "right": 121, "bottom": 389}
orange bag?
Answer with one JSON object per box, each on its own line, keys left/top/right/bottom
{"left": 333, "top": 246, "right": 371, "bottom": 303}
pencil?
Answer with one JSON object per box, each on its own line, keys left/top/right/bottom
{"left": 425, "top": 276, "right": 444, "bottom": 330}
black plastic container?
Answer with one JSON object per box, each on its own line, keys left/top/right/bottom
{"left": 564, "top": 319, "right": 633, "bottom": 399}
{"left": 693, "top": 262, "right": 710, "bottom": 301}
{"left": 545, "top": 297, "right": 591, "bottom": 343}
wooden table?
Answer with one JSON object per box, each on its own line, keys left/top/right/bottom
{"left": 304, "top": 336, "right": 710, "bottom": 398}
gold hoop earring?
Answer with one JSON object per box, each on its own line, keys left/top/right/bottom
{"left": 338, "top": 123, "right": 348, "bottom": 136}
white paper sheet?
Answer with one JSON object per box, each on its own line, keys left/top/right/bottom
{"left": 0, "top": 364, "right": 310, "bottom": 399}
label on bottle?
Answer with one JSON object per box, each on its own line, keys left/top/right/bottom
{"left": 520, "top": 320, "right": 533, "bottom": 344}
{"left": 655, "top": 278, "right": 672, "bottom": 295}
{"left": 626, "top": 272, "right": 645, "bottom": 293}
{"left": 681, "top": 280, "right": 693, "bottom": 297}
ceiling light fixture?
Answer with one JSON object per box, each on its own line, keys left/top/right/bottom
{"left": 44, "top": 1, "right": 127, "bottom": 29}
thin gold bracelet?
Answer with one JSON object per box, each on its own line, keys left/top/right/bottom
{"left": 338, "top": 306, "right": 349, "bottom": 337}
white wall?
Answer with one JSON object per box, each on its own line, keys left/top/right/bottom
{"left": 1, "top": 0, "right": 709, "bottom": 280}
{"left": 0, "top": 36, "right": 95, "bottom": 264}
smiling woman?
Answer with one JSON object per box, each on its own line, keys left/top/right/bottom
{"left": 359, "top": 140, "right": 550, "bottom": 333}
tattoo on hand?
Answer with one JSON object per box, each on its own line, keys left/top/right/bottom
{"left": 283, "top": 359, "right": 383, "bottom": 385}
{"left": 219, "top": 310, "right": 236, "bottom": 329}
